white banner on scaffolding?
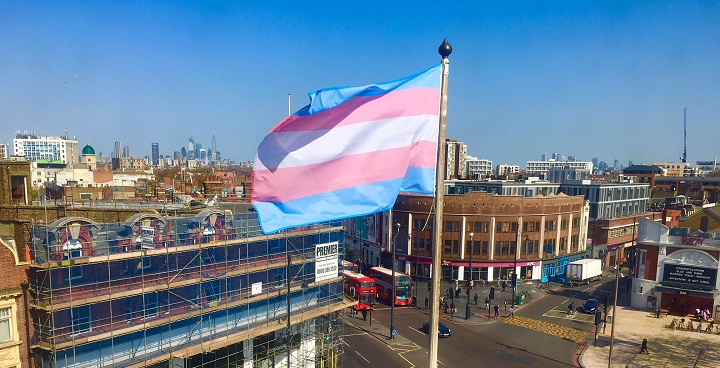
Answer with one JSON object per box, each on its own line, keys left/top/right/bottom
{"left": 251, "top": 282, "right": 262, "bottom": 295}
{"left": 315, "top": 241, "right": 339, "bottom": 282}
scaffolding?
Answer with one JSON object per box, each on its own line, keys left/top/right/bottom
{"left": 29, "top": 209, "right": 350, "bottom": 367}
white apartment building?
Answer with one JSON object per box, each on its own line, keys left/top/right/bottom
{"left": 466, "top": 156, "right": 493, "bottom": 179}
{"left": 496, "top": 164, "right": 519, "bottom": 176}
{"left": 525, "top": 159, "right": 593, "bottom": 179}
{"left": 13, "top": 133, "right": 79, "bottom": 169}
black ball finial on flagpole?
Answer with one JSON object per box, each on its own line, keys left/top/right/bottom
{"left": 438, "top": 39, "right": 452, "bottom": 58}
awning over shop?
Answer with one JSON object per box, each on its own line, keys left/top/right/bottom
{"left": 655, "top": 285, "right": 718, "bottom": 298}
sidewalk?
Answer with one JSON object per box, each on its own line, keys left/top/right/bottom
{"left": 579, "top": 291, "right": 720, "bottom": 367}
{"left": 343, "top": 309, "right": 414, "bottom": 346}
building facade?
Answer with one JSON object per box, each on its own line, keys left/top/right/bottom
{"left": 28, "top": 211, "right": 348, "bottom": 367}
{"left": 525, "top": 160, "right": 593, "bottom": 179}
{"left": 445, "top": 140, "right": 467, "bottom": 180}
{"left": 13, "top": 134, "right": 79, "bottom": 170}
{"left": 390, "top": 192, "right": 589, "bottom": 284}
{"left": 631, "top": 218, "right": 719, "bottom": 319}
{"left": 465, "top": 157, "right": 492, "bottom": 180}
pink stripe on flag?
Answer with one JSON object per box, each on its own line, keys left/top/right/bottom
{"left": 253, "top": 146, "right": 412, "bottom": 203}
{"left": 270, "top": 88, "right": 440, "bottom": 133}
{"left": 408, "top": 140, "right": 438, "bottom": 168}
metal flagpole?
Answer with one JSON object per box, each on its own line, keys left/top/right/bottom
{"left": 428, "top": 38, "right": 452, "bottom": 368}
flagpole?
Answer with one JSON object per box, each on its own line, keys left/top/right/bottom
{"left": 429, "top": 39, "right": 452, "bottom": 368}
{"left": 288, "top": 93, "right": 291, "bottom": 116}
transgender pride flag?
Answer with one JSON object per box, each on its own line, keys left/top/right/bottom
{"left": 252, "top": 65, "right": 441, "bottom": 234}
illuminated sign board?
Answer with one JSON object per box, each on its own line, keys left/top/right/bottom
{"left": 662, "top": 264, "right": 717, "bottom": 290}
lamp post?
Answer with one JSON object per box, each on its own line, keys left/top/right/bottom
{"left": 391, "top": 222, "right": 400, "bottom": 339}
{"left": 465, "top": 232, "right": 474, "bottom": 319}
{"left": 512, "top": 231, "right": 520, "bottom": 308}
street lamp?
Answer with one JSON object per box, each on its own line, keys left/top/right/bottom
{"left": 465, "top": 232, "right": 474, "bottom": 319}
{"left": 511, "top": 232, "right": 522, "bottom": 308}
{"left": 391, "top": 221, "right": 400, "bottom": 339}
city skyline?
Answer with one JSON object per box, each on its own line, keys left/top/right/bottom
{"left": 1, "top": 2, "right": 719, "bottom": 166}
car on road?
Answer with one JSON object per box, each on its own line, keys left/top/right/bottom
{"left": 420, "top": 322, "right": 452, "bottom": 337}
{"left": 579, "top": 299, "right": 599, "bottom": 314}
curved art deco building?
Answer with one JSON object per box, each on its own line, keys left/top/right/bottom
{"left": 391, "top": 192, "right": 590, "bottom": 283}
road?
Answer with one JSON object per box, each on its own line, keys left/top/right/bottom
{"left": 341, "top": 275, "right": 621, "bottom": 367}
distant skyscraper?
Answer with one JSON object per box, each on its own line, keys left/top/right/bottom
{"left": 113, "top": 141, "right": 121, "bottom": 159}
{"left": 211, "top": 131, "right": 217, "bottom": 153}
{"left": 541, "top": 153, "right": 546, "bottom": 161}
{"left": 188, "top": 137, "right": 195, "bottom": 159}
{"left": 613, "top": 159, "right": 619, "bottom": 169}
{"left": 591, "top": 157, "right": 598, "bottom": 167}
{"left": 151, "top": 142, "right": 159, "bottom": 166}
{"left": 628, "top": 160, "right": 633, "bottom": 167}
{"left": 181, "top": 147, "right": 187, "bottom": 158}
{"left": 122, "top": 145, "right": 130, "bottom": 158}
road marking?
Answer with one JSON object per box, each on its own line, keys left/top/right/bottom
{"left": 504, "top": 315, "right": 589, "bottom": 343}
{"left": 424, "top": 351, "right": 445, "bottom": 365}
{"left": 342, "top": 332, "right": 371, "bottom": 337}
{"left": 354, "top": 350, "right": 371, "bottom": 363}
{"left": 410, "top": 327, "right": 425, "bottom": 336}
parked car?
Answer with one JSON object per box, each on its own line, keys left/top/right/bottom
{"left": 421, "top": 322, "right": 452, "bottom": 337}
{"left": 580, "top": 299, "right": 599, "bottom": 314}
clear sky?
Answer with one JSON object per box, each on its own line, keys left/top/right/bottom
{"left": 1, "top": 1, "right": 718, "bottom": 167}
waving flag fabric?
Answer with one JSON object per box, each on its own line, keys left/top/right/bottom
{"left": 252, "top": 65, "right": 441, "bottom": 234}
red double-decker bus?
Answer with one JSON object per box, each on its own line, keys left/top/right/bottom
{"left": 343, "top": 270, "right": 376, "bottom": 311}
{"left": 342, "top": 260, "right": 360, "bottom": 274}
{"left": 369, "top": 266, "right": 413, "bottom": 306}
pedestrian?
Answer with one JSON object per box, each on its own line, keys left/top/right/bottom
{"left": 470, "top": 279, "right": 475, "bottom": 289}
{"left": 656, "top": 307, "right": 661, "bottom": 319}
{"left": 568, "top": 302, "right": 575, "bottom": 315}
{"left": 639, "top": 338, "right": 649, "bottom": 354}
{"left": 494, "top": 304, "right": 500, "bottom": 319}
{"left": 485, "top": 296, "right": 490, "bottom": 310}
{"left": 443, "top": 300, "right": 448, "bottom": 314}
{"left": 361, "top": 309, "right": 367, "bottom": 321}
{"left": 455, "top": 287, "right": 460, "bottom": 299}
{"left": 508, "top": 306, "right": 515, "bottom": 317}
{"left": 424, "top": 296, "right": 429, "bottom": 311}
{"left": 474, "top": 293, "right": 479, "bottom": 306}
{"left": 502, "top": 281, "right": 507, "bottom": 292}
{"left": 450, "top": 301, "right": 456, "bottom": 319}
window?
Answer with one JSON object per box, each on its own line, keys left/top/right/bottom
{"left": 481, "top": 241, "right": 488, "bottom": 255}
{"left": 452, "top": 240, "right": 459, "bottom": 254}
{"left": 445, "top": 221, "right": 453, "bottom": 232}
{"left": 143, "top": 293, "right": 158, "bottom": 318}
{"left": 561, "top": 219, "right": 569, "bottom": 230}
{"left": 560, "top": 237, "right": 567, "bottom": 250}
{"left": 0, "top": 307, "right": 12, "bottom": 342}
{"left": 71, "top": 305, "right": 91, "bottom": 335}
{"left": 64, "top": 247, "right": 83, "bottom": 281}
{"left": 545, "top": 221, "right": 556, "bottom": 231}
{"left": 444, "top": 240, "right": 452, "bottom": 253}
{"left": 572, "top": 218, "right": 580, "bottom": 228}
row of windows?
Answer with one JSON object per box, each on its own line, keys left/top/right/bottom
{"left": 414, "top": 235, "right": 577, "bottom": 257}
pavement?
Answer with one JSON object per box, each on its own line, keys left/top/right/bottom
{"left": 578, "top": 290, "right": 720, "bottom": 368}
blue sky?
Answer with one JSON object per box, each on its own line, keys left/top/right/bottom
{"left": 1, "top": 1, "right": 719, "bottom": 167}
